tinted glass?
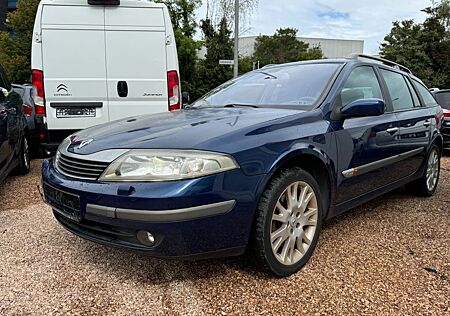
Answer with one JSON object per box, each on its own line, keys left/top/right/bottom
{"left": 0, "top": 65, "right": 10, "bottom": 90}
{"left": 380, "top": 69, "right": 414, "bottom": 111}
{"left": 413, "top": 80, "right": 438, "bottom": 107}
{"left": 340, "top": 66, "right": 383, "bottom": 107}
{"left": 191, "top": 63, "right": 342, "bottom": 110}
{"left": 434, "top": 91, "right": 450, "bottom": 109}
{"left": 405, "top": 77, "right": 421, "bottom": 107}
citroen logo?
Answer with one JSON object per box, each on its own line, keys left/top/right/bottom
{"left": 57, "top": 84, "right": 68, "bottom": 93}
{"left": 78, "top": 139, "right": 94, "bottom": 149}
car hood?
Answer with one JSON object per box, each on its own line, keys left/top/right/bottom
{"left": 67, "top": 107, "right": 303, "bottom": 155}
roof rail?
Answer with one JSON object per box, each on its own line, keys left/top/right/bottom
{"left": 349, "top": 54, "right": 412, "bottom": 75}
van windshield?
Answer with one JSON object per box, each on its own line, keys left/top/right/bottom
{"left": 190, "top": 63, "right": 342, "bottom": 110}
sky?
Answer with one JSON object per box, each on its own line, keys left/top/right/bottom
{"left": 196, "top": 0, "right": 432, "bottom": 54}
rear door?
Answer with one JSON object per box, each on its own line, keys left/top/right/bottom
{"left": 379, "top": 69, "right": 433, "bottom": 178}
{"left": 41, "top": 4, "right": 109, "bottom": 130}
{"left": 104, "top": 6, "right": 168, "bottom": 121}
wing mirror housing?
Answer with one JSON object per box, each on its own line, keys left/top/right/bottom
{"left": 340, "top": 98, "right": 385, "bottom": 119}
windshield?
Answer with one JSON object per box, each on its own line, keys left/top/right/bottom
{"left": 191, "top": 63, "right": 342, "bottom": 110}
{"left": 434, "top": 91, "right": 450, "bottom": 109}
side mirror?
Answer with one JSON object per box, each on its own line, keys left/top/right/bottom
{"left": 182, "top": 91, "right": 190, "bottom": 107}
{"left": 341, "top": 98, "right": 385, "bottom": 119}
{"left": 0, "top": 87, "right": 8, "bottom": 102}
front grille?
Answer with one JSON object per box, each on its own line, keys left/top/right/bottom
{"left": 55, "top": 152, "right": 109, "bottom": 180}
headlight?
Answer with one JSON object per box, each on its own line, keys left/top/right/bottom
{"left": 99, "top": 150, "right": 239, "bottom": 182}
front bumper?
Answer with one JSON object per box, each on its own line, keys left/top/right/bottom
{"left": 42, "top": 158, "right": 265, "bottom": 258}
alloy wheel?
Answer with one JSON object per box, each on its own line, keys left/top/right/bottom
{"left": 270, "top": 181, "right": 318, "bottom": 266}
{"left": 426, "top": 149, "right": 439, "bottom": 192}
{"left": 23, "top": 137, "right": 30, "bottom": 170}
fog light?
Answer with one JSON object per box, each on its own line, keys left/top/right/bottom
{"left": 146, "top": 232, "right": 155, "bottom": 244}
{"left": 137, "top": 230, "right": 156, "bottom": 247}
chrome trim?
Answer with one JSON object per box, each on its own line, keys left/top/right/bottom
{"left": 59, "top": 137, "right": 129, "bottom": 163}
{"left": 86, "top": 200, "right": 236, "bottom": 223}
{"left": 342, "top": 148, "right": 424, "bottom": 178}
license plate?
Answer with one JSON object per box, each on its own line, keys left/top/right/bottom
{"left": 56, "top": 108, "right": 96, "bottom": 118}
{"left": 43, "top": 183, "right": 82, "bottom": 222}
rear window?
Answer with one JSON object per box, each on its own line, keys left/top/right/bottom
{"left": 434, "top": 91, "right": 450, "bottom": 109}
{"left": 191, "top": 63, "right": 342, "bottom": 110}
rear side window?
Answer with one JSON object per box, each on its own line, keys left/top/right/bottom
{"left": 434, "top": 91, "right": 450, "bottom": 109}
{"left": 413, "top": 80, "right": 438, "bottom": 107}
{"left": 340, "top": 66, "right": 383, "bottom": 107}
{"left": 405, "top": 77, "right": 421, "bottom": 107}
{"left": 380, "top": 69, "right": 414, "bottom": 111}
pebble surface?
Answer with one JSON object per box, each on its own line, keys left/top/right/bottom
{"left": 0, "top": 155, "right": 449, "bottom": 315}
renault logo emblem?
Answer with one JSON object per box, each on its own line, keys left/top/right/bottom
{"left": 78, "top": 139, "right": 94, "bottom": 149}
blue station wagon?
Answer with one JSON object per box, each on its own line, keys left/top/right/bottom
{"left": 42, "top": 55, "right": 443, "bottom": 276}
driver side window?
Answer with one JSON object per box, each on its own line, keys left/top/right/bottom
{"left": 340, "top": 66, "right": 383, "bottom": 108}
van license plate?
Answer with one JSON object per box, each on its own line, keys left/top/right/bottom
{"left": 56, "top": 108, "right": 96, "bottom": 118}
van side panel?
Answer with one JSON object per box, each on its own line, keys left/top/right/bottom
{"left": 105, "top": 7, "right": 168, "bottom": 120}
{"left": 41, "top": 5, "right": 110, "bottom": 130}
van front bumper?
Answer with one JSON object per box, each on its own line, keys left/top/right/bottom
{"left": 42, "top": 158, "right": 265, "bottom": 258}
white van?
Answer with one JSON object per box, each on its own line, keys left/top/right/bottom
{"left": 31, "top": 0, "right": 180, "bottom": 150}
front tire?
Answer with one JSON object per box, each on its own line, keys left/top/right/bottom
{"left": 408, "top": 145, "right": 440, "bottom": 197}
{"left": 250, "top": 168, "right": 324, "bottom": 277}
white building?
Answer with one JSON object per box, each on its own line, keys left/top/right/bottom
{"left": 198, "top": 36, "right": 364, "bottom": 60}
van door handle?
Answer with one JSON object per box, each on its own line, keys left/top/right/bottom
{"left": 117, "top": 81, "right": 128, "bottom": 98}
{"left": 386, "top": 127, "right": 399, "bottom": 134}
{"left": 423, "top": 121, "right": 431, "bottom": 127}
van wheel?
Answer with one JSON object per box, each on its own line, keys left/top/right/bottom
{"left": 15, "top": 136, "right": 31, "bottom": 175}
{"left": 250, "top": 167, "right": 323, "bottom": 277}
{"left": 407, "top": 145, "right": 440, "bottom": 197}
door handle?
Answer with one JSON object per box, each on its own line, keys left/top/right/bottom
{"left": 423, "top": 121, "right": 431, "bottom": 127}
{"left": 117, "top": 81, "right": 128, "bottom": 98}
{"left": 386, "top": 127, "right": 399, "bottom": 134}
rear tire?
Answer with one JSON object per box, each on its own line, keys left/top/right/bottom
{"left": 407, "top": 145, "right": 440, "bottom": 197}
{"left": 250, "top": 167, "right": 324, "bottom": 277}
{"left": 15, "top": 136, "right": 31, "bottom": 175}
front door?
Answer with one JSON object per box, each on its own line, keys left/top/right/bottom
{"left": 333, "top": 66, "right": 402, "bottom": 204}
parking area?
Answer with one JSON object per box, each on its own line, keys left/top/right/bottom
{"left": 0, "top": 155, "right": 449, "bottom": 315}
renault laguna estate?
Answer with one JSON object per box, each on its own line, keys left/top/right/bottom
{"left": 42, "top": 55, "right": 443, "bottom": 276}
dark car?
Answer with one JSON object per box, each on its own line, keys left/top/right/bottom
{"left": 42, "top": 55, "right": 443, "bottom": 277}
{"left": 0, "top": 66, "right": 31, "bottom": 183}
{"left": 12, "top": 84, "right": 43, "bottom": 154}
{"left": 432, "top": 89, "right": 450, "bottom": 147}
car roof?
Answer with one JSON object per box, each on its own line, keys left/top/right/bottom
{"left": 262, "top": 54, "right": 425, "bottom": 84}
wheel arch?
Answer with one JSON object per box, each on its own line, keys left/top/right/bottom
{"left": 258, "top": 146, "right": 336, "bottom": 219}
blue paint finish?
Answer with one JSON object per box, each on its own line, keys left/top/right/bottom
{"left": 42, "top": 59, "right": 444, "bottom": 258}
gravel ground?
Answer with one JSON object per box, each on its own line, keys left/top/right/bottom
{"left": 0, "top": 154, "right": 449, "bottom": 315}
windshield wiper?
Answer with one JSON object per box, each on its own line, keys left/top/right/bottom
{"left": 224, "top": 104, "right": 260, "bottom": 108}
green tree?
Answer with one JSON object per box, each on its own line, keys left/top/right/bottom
{"left": 156, "top": 0, "right": 201, "bottom": 93}
{"left": 194, "top": 17, "right": 234, "bottom": 99}
{"left": 253, "top": 28, "right": 323, "bottom": 67}
{"left": 0, "top": 0, "right": 39, "bottom": 83}
{"left": 381, "top": 0, "right": 450, "bottom": 88}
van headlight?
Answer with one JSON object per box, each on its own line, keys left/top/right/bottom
{"left": 99, "top": 150, "right": 239, "bottom": 182}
